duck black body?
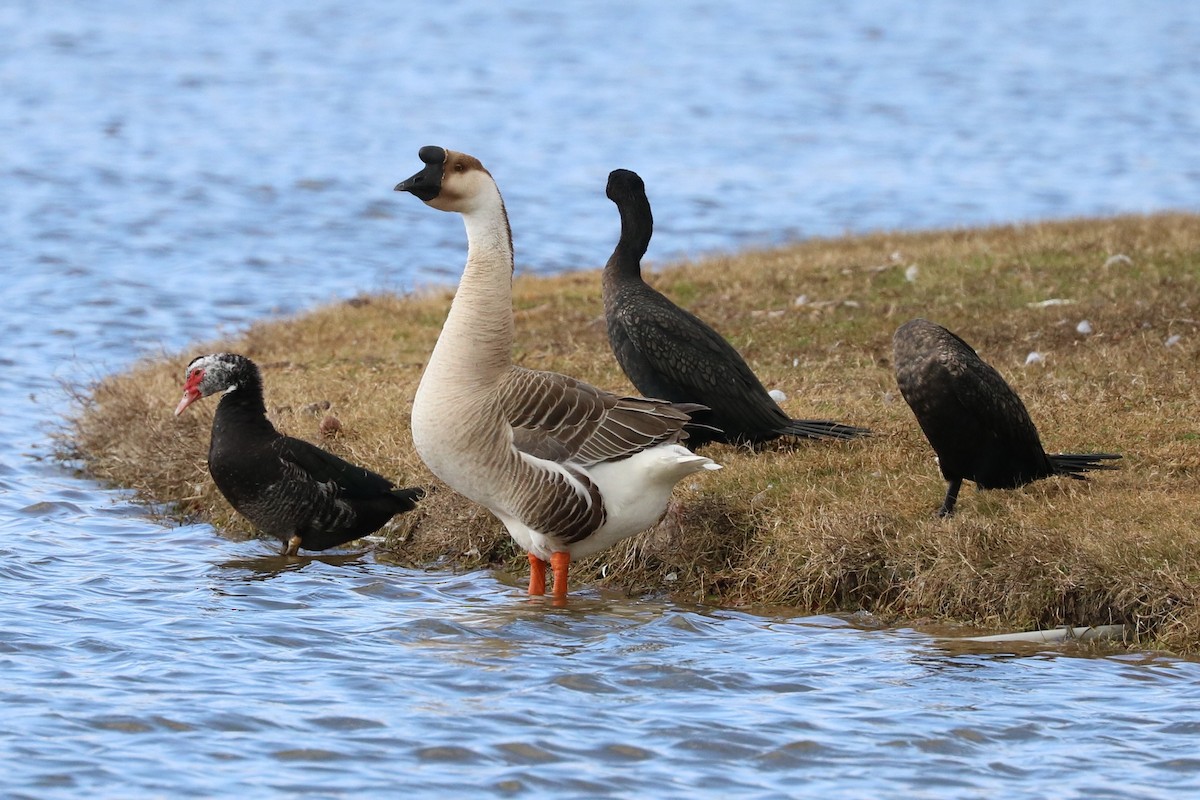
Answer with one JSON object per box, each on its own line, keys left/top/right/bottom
{"left": 175, "top": 353, "right": 424, "bottom": 554}
{"left": 601, "top": 168, "right": 870, "bottom": 448}
{"left": 892, "top": 319, "right": 1120, "bottom": 516}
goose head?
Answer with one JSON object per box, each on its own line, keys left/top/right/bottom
{"left": 395, "top": 145, "right": 494, "bottom": 214}
{"left": 175, "top": 353, "right": 255, "bottom": 415}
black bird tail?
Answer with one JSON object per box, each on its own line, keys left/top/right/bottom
{"left": 1049, "top": 452, "right": 1122, "bottom": 480}
{"left": 782, "top": 418, "right": 872, "bottom": 441}
{"left": 390, "top": 486, "right": 426, "bottom": 510}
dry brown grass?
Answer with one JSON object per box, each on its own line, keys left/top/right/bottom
{"left": 62, "top": 213, "right": 1200, "bottom": 651}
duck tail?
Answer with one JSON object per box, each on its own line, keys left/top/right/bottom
{"left": 389, "top": 486, "right": 427, "bottom": 510}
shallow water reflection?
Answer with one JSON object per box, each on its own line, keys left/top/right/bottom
{"left": 3, "top": 487, "right": 1200, "bottom": 797}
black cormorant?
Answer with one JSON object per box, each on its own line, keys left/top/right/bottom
{"left": 602, "top": 168, "right": 870, "bottom": 448}
{"left": 893, "top": 318, "right": 1119, "bottom": 516}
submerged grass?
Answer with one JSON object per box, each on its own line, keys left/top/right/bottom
{"left": 63, "top": 213, "right": 1200, "bottom": 651}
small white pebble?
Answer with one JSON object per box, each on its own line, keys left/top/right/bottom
{"left": 1025, "top": 351, "right": 1045, "bottom": 366}
{"left": 664, "top": 572, "right": 678, "bottom": 583}
{"left": 768, "top": 389, "right": 788, "bottom": 402}
{"left": 904, "top": 264, "right": 919, "bottom": 282}
{"left": 793, "top": 294, "right": 809, "bottom": 306}
{"left": 1076, "top": 320, "right": 1093, "bottom": 335}
{"left": 1165, "top": 334, "right": 1182, "bottom": 347}
{"left": 1103, "top": 254, "right": 1133, "bottom": 268}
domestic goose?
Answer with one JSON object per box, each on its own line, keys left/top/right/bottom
{"left": 175, "top": 353, "right": 425, "bottom": 553}
{"left": 602, "top": 168, "right": 870, "bottom": 448}
{"left": 395, "top": 146, "right": 719, "bottom": 599}
{"left": 892, "top": 319, "right": 1120, "bottom": 516}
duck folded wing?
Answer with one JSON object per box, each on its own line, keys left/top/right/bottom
{"left": 497, "top": 366, "right": 698, "bottom": 466}
{"left": 274, "top": 436, "right": 396, "bottom": 498}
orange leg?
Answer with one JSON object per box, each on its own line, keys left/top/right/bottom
{"left": 527, "top": 553, "right": 547, "bottom": 596}
{"left": 551, "top": 551, "right": 571, "bottom": 600}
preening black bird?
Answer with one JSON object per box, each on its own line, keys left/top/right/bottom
{"left": 892, "top": 319, "right": 1120, "bottom": 516}
{"left": 174, "top": 353, "right": 424, "bottom": 554}
{"left": 601, "top": 168, "right": 870, "bottom": 448}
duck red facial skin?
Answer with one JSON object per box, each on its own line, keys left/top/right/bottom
{"left": 174, "top": 369, "right": 205, "bottom": 416}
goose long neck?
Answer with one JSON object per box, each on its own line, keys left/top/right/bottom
{"left": 432, "top": 183, "right": 515, "bottom": 384}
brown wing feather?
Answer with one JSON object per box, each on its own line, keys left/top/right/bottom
{"left": 493, "top": 367, "right": 705, "bottom": 546}
{"left": 496, "top": 367, "right": 698, "bottom": 467}
{"left": 508, "top": 458, "right": 606, "bottom": 546}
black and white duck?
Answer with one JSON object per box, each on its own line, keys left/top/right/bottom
{"left": 175, "top": 353, "right": 424, "bottom": 554}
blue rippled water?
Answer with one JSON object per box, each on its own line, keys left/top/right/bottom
{"left": 2, "top": 1, "right": 1199, "bottom": 797}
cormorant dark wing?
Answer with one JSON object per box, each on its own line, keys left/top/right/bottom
{"left": 610, "top": 290, "right": 788, "bottom": 434}
{"left": 939, "top": 341, "right": 1044, "bottom": 454}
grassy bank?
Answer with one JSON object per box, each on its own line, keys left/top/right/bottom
{"left": 63, "top": 213, "right": 1200, "bottom": 651}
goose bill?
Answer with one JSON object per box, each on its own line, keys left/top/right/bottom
{"left": 394, "top": 150, "right": 444, "bottom": 201}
